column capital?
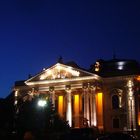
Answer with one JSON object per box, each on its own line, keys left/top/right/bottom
{"left": 127, "top": 79, "right": 134, "bottom": 88}
{"left": 49, "top": 86, "right": 54, "bottom": 92}
{"left": 14, "top": 88, "right": 19, "bottom": 92}
{"left": 65, "top": 85, "right": 71, "bottom": 92}
{"left": 127, "top": 80, "right": 134, "bottom": 98}
{"left": 90, "top": 85, "right": 96, "bottom": 90}
{"left": 83, "top": 83, "right": 96, "bottom": 89}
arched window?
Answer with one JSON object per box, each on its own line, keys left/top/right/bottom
{"left": 113, "top": 118, "right": 119, "bottom": 128}
{"left": 112, "top": 95, "right": 119, "bottom": 109}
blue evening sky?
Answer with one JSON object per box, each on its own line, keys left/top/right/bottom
{"left": 0, "top": 0, "right": 140, "bottom": 97}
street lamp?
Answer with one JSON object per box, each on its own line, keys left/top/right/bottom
{"left": 37, "top": 99, "right": 47, "bottom": 107}
{"left": 37, "top": 99, "right": 47, "bottom": 130}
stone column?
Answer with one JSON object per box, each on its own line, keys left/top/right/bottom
{"left": 83, "top": 87, "right": 87, "bottom": 120}
{"left": 90, "top": 86, "right": 97, "bottom": 126}
{"left": 83, "top": 86, "right": 90, "bottom": 126}
{"left": 49, "top": 87, "right": 55, "bottom": 107}
{"left": 127, "top": 80, "right": 136, "bottom": 131}
{"left": 66, "top": 87, "right": 72, "bottom": 127}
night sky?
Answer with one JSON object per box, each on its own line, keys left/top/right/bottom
{"left": 0, "top": 0, "right": 140, "bottom": 98}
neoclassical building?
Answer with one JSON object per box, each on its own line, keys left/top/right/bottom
{"left": 13, "top": 58, "right": 140, "bottom": 133}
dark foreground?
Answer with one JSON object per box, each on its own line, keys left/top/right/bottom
{"left": 0, "top": 128, "right": 139, "bottom": 140}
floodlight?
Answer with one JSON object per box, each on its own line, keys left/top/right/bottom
{"left": 38, "top": 99, "right": 47, "bottom": 107}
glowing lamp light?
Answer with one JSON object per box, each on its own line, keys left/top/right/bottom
{"left": 138, "top": 112, "right": 140, "bottom": 126}
{"left": 117, "top": 62, "right": 125, "bottom": 70}
{"left": 14, "top": 100, "right": 18, "bottom": 105}
{"left": 15, "top": 91, "right": 18, "bottom": 97}
{"left": 38, "top": 100, "right": 47, "bottom": 107}
{"left": 136, "top": 76, "right": 140, "bottom": 81}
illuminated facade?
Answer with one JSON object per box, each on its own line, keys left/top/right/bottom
{"left": 13, "top": 59, "right": 140, "bottom": 132}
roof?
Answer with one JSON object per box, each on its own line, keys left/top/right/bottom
{"left": 91, "top": 58, "right": 140, "bottom": 77}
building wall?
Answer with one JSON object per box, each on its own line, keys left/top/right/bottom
{"left": 14, "top": 75, "right": 140, "bottom": 133}
{"left": 103, "top": 79, "right": 128, "bottom": 132}
{"left": 103, "top": 76, "right": 140, "bottom": 132}
{"left": 14, "top": 81, "right": 103, "bottom": 128}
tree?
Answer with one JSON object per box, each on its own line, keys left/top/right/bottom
{"left": 17, "top": 96, "right": 70, "bottom": 139}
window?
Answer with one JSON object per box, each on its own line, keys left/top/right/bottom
{"left": 113, "top": 118, "right": 119, "bottom": 128}
{"left": 112, "top": 95, "right": 119, "bottom": 109}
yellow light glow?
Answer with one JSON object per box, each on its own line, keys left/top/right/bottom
{"left": 136, "top": 76, "right": 140, "bottom": 81}
{"left": 58, "top": 96, "right": 63, "bottom": 117}
{"left": 96, "top": 92, "right": 103, "bottom": 129}
{"left": 138, "top": 112, "right": 140, "bottom": 126}
{"left": 74, "top": 94, "right": 80, "bottom": 128}
{"left": 14, "top": 100, "right": 18, "bottom": 105}
{"left": 15, "top": 91, "right": 18, "bottom": 97}
{"left": 97, "top": 93, "right": 103, "bottom": 109}
{"left": 74, "top": 94, "right": 79, "bottom": 115}
{"left": 138, "top": 96, "right": 140, "bottom": 126}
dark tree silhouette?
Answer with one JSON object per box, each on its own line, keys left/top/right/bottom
{"left": 17, "top": 96, "right": 69, "bottom": 139}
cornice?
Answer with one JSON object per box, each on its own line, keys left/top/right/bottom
{"left": 25, "top": 75, "right": 101, "bottom": 86}
{"left": 102, "top": 75, "right": 138, "bottom": 83}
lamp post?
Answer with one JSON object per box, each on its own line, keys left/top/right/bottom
{"left": 37, "top": 99, "right": 48, "bottom": 134}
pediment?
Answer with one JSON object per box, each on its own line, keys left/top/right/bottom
{"left": 25, "top": 63, "right": 95, "bottom": 83}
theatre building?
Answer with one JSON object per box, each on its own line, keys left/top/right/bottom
{"left": 13, "top": 59, "right": 140, "bottom": 133}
